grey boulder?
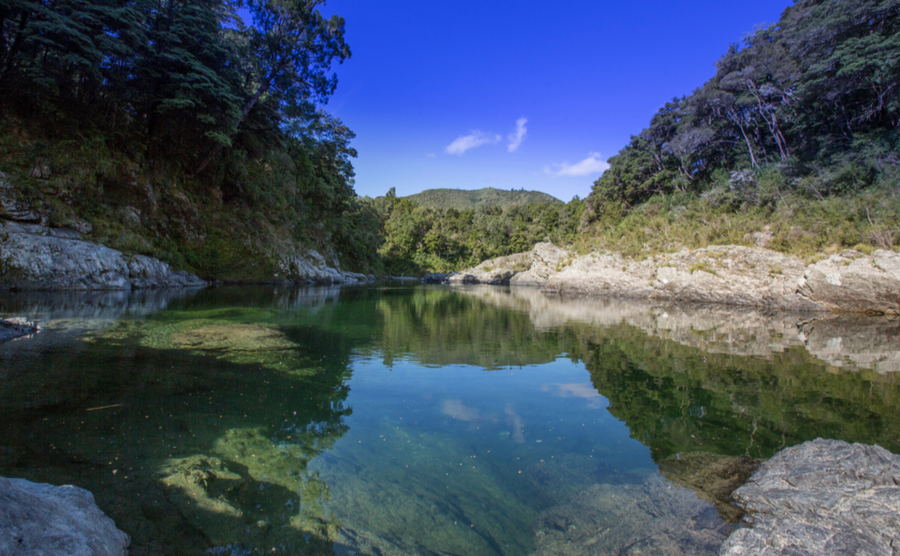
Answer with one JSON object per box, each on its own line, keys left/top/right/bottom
{"left": 0, "top": 476, "right": 129, "bottom": 556}
{"left": 1, "top": 221, "right": 206, "bottom": 290}
{"left": 721, "top": 438, "right": 900, "bottom": 556}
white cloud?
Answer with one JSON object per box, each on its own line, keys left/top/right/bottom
{"left": 547, "top": 152, "right": 610, "bottom": 177}
{"left": 445, "top": 131, "right": 501, "bottom": 155}
{"left": 426, "top": 152, "right": 436, "bottom": 158}
{"left": 507, "top": 118, "right": 528, "bottom": 152}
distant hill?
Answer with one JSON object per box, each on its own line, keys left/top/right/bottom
{"left": 404, "top": 188, "right": 561, "bottom": 210}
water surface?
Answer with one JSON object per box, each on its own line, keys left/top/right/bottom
{"left": 1, "top": 285, "right": 897, "bottom": 555}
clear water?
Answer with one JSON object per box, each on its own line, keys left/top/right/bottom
{"left": 1, "top": 285, "right": 898, "bottom": 556}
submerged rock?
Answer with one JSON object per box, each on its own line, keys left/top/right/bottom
{"left": 0, "top": 476, "right": 130, "bottom": 556}
{"left": 658, "top": 452, "right": 760, "bottom": 524}
{"left": 721, "top": 438, "right": 900, "bottom": 556}
{"left": 448, "top": 242, "right": 900, "bottom": 315}
{"left": 0, "top": 221, "right": 206, "bottom": 290}
{"left": 529, "top": 475, "right": 730, "bottom": 556}
{"left": 157, "top": 430, "right": 339, "bottom": 554}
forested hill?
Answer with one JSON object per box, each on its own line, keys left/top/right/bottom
{"left": 583, "top": 0, "right": 900, "bottom": 230}
{"left": 0, "top": 1, "right": 382, "bottom": 277}
{"left": 403, "top": 188, "right": 561, "bottom": 210}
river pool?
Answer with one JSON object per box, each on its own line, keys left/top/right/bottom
{"left": 1, "top": 285, "right": 898, "bottom": 555}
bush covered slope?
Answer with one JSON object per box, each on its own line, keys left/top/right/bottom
{"left": 580, "top": 0, "right": 900, "bottom": 255}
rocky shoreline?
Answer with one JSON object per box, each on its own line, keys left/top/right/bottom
{"left": 1, "top": 168, "right": 372, "bottom": 291}
{"left": 721, "top": 439, "right": 900, "bottom": 556}
{"left": 445, "top": 242, "right": 900, "bottom": 315}
{"left": 0, "top": 220, "right": 370, "bottom": 291}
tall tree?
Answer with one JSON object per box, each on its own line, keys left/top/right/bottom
{"left": 195, "top": 0, "right": 350, "bottom": 173}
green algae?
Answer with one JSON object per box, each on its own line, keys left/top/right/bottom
{"left": 90, "top": 308, "right": 328, "bottom": 378}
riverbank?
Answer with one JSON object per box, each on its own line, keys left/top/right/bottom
{"left": 445, "top": 242, "right": 900, "bottom": 315}
{"left": 0, "top": 219, "right": 370, "bottom": 291}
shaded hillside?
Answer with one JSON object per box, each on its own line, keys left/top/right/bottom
{"left": 404, "top": 188, "right": 561, "bottom": 210}
{"left": 0, "top": 1, "right": 385, "bottom": 280}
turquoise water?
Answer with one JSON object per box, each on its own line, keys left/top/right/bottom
{"left": 1, "top": 285, "right": 898, "bottom": 555}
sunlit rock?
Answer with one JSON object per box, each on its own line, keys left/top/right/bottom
{"left": 799, "top": 249, "right": 900, "bottom": 314}
{"left": 721, "top": 439, "right": 900, "bottom": 556}
{"left": 451, "top": 242, "right": 900, "bottom": 315}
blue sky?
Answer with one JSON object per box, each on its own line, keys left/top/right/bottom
{"left": 319, "top": 1, "right": 795, "bottom": 201}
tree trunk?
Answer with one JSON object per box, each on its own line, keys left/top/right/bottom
{"left": 194, "top": 63, "right": 282, "bottom": 175}
{"left": 0, "top": 10, "right": 30, "bottom": 84}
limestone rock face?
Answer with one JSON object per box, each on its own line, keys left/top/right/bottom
{"left": 0, "top": 476, "right": 130, "bottom": 556}
{"left": 720, "top": 439, "right": 900, "bottom": 556}
{"left": 0, "top": 221, "right": 206, "bottom": 290}
{"left": 799, "top": 249, "right": 900, "bottom": 314}
{"left": 449, "top": 242, "right": 900, "bottom": 314}
{"left": 444, "top": 242, "right": 567, "bottom": 286}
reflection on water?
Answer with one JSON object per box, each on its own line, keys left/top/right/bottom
{"left": 0, "top": 285, "right": 898, "bottom": 555}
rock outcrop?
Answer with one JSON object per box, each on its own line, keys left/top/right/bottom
{"left": 721, "top": 439, "right": 900, "bottom": 556}
{"left": 1, "top": 221, "right": 206, "bottom": 290}
{"left": 447, "top": 242, "right": 567, "bottom": 286}
{"left": 277, "top": 244, "right": 370, "bottom": 284}
{"left": 0, "top": 476, "right": 130, "bottom": 556}
{"left": 447, "top": 243, "right": 900, "bottom": 315}
{"left": 799, "top": 249, "right": 900, "bottom": 314}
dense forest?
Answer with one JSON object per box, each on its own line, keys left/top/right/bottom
{"left": 0, "top": 0, "right": 380, "bottom": 275}
{"left": 1, "top": 0, "right": 898, "bottom": 280}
